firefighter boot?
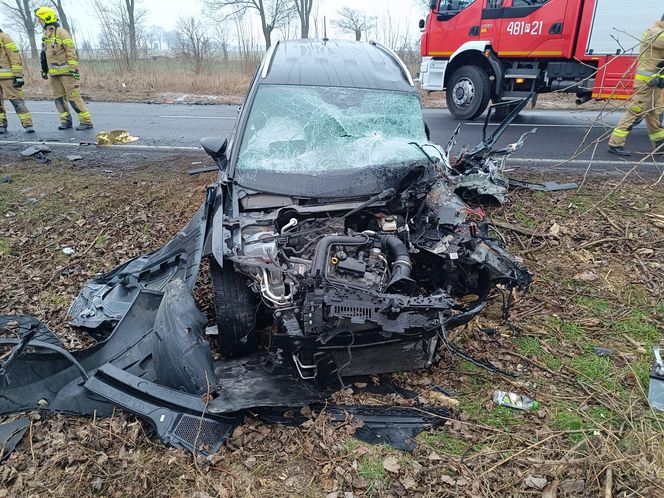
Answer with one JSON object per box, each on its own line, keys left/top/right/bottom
{"left": 608, "top": 145, "right": 631, "bottom": 156}
{"left": 75, "top": 123, "right": 93, "bottom": 130}
{"left": 54, "top": 97, "right": 72, "bottom": 130}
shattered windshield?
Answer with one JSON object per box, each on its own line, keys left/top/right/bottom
{"left": 234, "top": 85, "right": 429, "bottom": 195}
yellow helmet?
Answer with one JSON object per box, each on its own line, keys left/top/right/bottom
{"left": 35, "top": 6, "right": 58, "bottom": 24}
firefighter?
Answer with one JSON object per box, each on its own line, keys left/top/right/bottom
{"left": 0, "top": 29, "right": 34, "bottom": 134}
{"left": 35, "top": 6, "right": 93, "bottom": 130}
{"left": 608, "top": 16, "right": 664, "bottom": 156}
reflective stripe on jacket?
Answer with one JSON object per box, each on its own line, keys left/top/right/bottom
{"left": 0, "top": 31, "right": 23, "bottom": 79}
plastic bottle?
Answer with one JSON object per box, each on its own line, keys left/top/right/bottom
{"left": 493, "top": 390, "right": 539, "bottom": 411}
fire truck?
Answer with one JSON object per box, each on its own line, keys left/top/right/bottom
{"left": 419, "top": 0, "right": 663, "bottom": 119}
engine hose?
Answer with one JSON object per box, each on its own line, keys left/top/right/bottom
{"left": 380, "top": 235, "right": 415, "bottom": 294}
{"left": 311, "top": 235, "right": 369, "bottom": 277}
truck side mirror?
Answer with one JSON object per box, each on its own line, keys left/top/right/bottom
{"left": 419, "top": 19, "right": 426, "bottom": 29}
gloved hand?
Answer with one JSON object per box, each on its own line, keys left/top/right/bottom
{"left": 71, "top": 71, "right": 81, "bottom": 81}
{"left": 13, "top": 77, "right": 24, "bottom": 88}
{"left": 41, "top": 71, "right": 49, "bottom": 80}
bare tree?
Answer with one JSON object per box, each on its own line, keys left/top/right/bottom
{"left": 125, "top": 0, "right": 138, "bottom": 61}
{"left": 48, "top": 0, "right": 71, "bottom": 31}
{"left": 147, "top": 25, "right": 165, "bottom": 50}
{"left": 174, "top": 16, "right": 213, "bottom": 74}
{"left": 293, "top": 0, "right": 314, "bottom": 39}
{"left": 333, "top": 7, "right": 376, "bottom": 42}
{"left": 0, "top": 0, "right": 38, "bottom": 58}
{"left": 212, "top": 21, "right": 232, "bottom": 62}
{"left": 93, "top": 0, "right": 146, "bottom": 70}
{"left": 206, "top": 0, "right": 294, "bottom": 50}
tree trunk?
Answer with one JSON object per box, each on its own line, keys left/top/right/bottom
{"left": 355, "top": 29, "right": 361, "bottom": 41}
{"left": 20, "top": 0, "right": 38, "bottom": 58}
{"left": 301, "top": 16, "right": 309, "bottom": 38}
{"left": 263, "top": 25, "right": 272, "bottom": 50}
{"left": 126, "top": 0, "right": 137, "bottom": 62}
{"left": 55, "top": 0, "right": 71, "bottom": 32}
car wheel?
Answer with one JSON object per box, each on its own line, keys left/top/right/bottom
{"left": 446, "top": 66, "right": 491, "bottom": 121}
{"left": 211, "top": 259, "right": 258, "bottom": 357}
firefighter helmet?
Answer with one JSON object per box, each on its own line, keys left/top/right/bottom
{"left": 35, "top": 6, "right": 58, "bottom": 24}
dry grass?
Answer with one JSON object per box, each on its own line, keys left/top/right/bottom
{"left": 0, "top": 155, "right": 663, "bottom": 497}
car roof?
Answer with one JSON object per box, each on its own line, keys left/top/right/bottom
{"left": 260, "top": 39, "right": 416, "bottom": 93}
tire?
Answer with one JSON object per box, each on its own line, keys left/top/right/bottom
{"left": 446, "top": 66, "right": 491, "bottom": 121}
{"left": 211, "top": 259, "right": 258, "bottom": 357}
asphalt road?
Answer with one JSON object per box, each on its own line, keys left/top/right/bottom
{"left": 1, "top": 100, "right": 662, "bottom": 171}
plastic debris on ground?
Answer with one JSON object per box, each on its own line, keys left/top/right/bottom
{"left": 0, "top": 417, "right": 30, "bottom": 461}
{"left": 648, "top": 346, "right": 664, "bottom": 411}
{"left": 20, "top": 145, "right": 51, "bottom": 157}
{"left": 493, "top": 390, "right": 539, "bottom": 411}
{"left": 62, "top": 247, "right": 76, "bottom": 255}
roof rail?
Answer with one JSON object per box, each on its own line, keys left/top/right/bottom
{"left": 369, "top": 40, "right": 415, "bottom": 87}
{"left": 261, "top": 41, "right": 280, "bottom": 79}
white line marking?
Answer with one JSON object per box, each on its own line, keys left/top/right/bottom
{"left": 159, "top": 115, "right": 236, "bottom": 120}
{"left": 463, "top": 122, "right": 608, "bottom": 128}
{"left": 0, "top": 140, "right": 201, "bottom": 151}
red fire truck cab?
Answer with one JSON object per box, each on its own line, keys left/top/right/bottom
{"left": 420, "top": 0, "right": 662, "bottom": 119}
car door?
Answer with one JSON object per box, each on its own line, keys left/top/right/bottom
{"left": 494, "top": 0, "right": 570, "bottom": 57}
{"left": 427, "top": 0, "right": 483, "bottom": 57}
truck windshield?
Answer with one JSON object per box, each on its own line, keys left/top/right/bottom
{"left": 235, "top": 85, "right": 428, "bottom": 179}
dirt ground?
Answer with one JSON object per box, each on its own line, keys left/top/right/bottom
{"left": 0, "top": 151, "right": 663, "bottom": 497}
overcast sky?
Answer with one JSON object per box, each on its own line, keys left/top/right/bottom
{"left": 0, "top": 0, "right": 428, "bottom": 48}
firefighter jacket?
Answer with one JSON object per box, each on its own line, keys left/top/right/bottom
{"left": 635, "top": 20, "right": 664, "bottom": 88}
{"left": 0, "top": 30, "right": 23, "bottom": 80}
{"left": 42, "top": 24, "right": 79, "bottom": 76}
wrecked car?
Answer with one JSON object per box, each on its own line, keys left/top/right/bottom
{"left": 1, "top": 40, "right": 532, "bottom": 455}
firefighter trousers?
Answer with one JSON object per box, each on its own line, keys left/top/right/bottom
{"left": 49, "top": 74, "right": 92, "bottom": 126}
{"left": 609, "top": 81, "right": 664, "bottom": 147}
{"left": 0, "top": 78, "right": 33, "bottom": 129}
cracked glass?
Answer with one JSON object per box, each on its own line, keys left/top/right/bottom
{"left": 236, "top": 85, "right": 428, "bottom": 178}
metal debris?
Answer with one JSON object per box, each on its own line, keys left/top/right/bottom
{"left": 1, "top": 175, "right": 11, "bottom": 183}
{"left": 66, "top": 154, "right": 83, "bottom": 161}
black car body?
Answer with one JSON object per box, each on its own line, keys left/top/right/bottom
{"left": 197, "top": 39, "right": 531, "bottom": 385}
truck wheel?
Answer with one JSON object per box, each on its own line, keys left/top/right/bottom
{"left": 446, "top": 66, "right": 491, "bottom": 120}
{"left": 211, "top": 259, "right": 258, "bottom": 357}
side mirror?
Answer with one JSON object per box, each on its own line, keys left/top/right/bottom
{"left": 201, "top": 137, "right": 228, "bottom": 162}
{"left": 419, "top": 19, "right": 426, "bottom": 29}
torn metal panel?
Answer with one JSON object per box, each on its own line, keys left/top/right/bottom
{"left": 0, "top": 417, "right": 30, "bottom": 461}
{"left": 68, "top": 198, "right": 212, "bottom": 330}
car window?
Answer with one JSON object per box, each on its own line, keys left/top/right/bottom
{"left": 235, "top": 85, "right": 428, "bottom": 177}
{"left": 511, "top": 0, "right": 550, "bottom": 6}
